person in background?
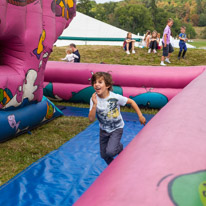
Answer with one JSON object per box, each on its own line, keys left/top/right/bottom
{"left": 157, "top": 33, "right": 161, "bottom": 50}
{"left": 69, "top": 43, "right": 81, "bottom": 63}
{"left": 123, "top": 32, "right": 136, "bottom": 55}
{"left": 61, "top": 48, "right": 79, "bottom": 63}
{"left": 148, "top": 30, "right": 158, "bottom": 53}
{"left": 178, "top": 26, "right": 188, "bottom": 60}
{"left": 143, "top": 30, "right": 151, "bottom": 48}
{"left": 160, "top": 18, "right": 174, "bottom": 66}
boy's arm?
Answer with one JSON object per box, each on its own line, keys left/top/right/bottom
{"left": 163, "top": 34, "right": 167, "bottom": 47}
{"left": 127, "top": 98, "right": 146, "bottom": 125}
{"left": 88, "top": 93, "right": 97, "bottom": 122}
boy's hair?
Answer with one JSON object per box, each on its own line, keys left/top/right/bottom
{"left": 181, "top": 26, "right": 186, "bottom": 30}
{"left": 91, "top": 72, "right": 113, "bottom": 91}
{"left": 168, "top": 18, "right": 174, "bottom": 23}
{"left": 69, "top": 43, "right": 76, "bottom": 48}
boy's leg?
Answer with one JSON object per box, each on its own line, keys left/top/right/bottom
{"left": 182, "top": 44, "right": 187, "bottom": 58}
{"left": 106, "top": 128, "right": 123, "bottom": 158}
{"left": 165, "top": 43, "right": 174, "bottom": 63}
{"left": 161, "top": 42, "right": 168, "bottom": 65}
{"left": 99, "top": 129, "right": 113, "bottom": 165}
{"left": 178, "top": 43, "right": 183, "bottom": 59}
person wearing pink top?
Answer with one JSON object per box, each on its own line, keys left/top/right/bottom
{"left": 160, "top": 18, "right": 174, "bottom": 66}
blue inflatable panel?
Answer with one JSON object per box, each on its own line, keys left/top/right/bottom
{"left": 0, "top": 97, "right": 63, "bottom": 142}
{"left": 0, "top": 114, "right": 153, "bottom": 206}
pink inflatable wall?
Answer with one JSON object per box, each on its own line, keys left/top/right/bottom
{"left": 74, "top": 69, "right": 206, "bottom": 206}
{"left": 0, "top": 0, "right": 76, "bottom": 109}
{"left": 44, "top": 62, "right": 205, "bottom": 107}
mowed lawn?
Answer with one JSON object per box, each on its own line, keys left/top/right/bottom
{"left": 50, "top": 44, "right": 206, "bottom": 66}
{"left": 1, "top": 44, "right": 205, "bottom": 187}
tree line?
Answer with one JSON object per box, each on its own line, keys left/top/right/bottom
{"left": 77, "top": 0, "right": 206, "bottom": 39}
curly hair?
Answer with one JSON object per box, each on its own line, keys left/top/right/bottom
{"left": 91, "top": 72, "right": 113, "bottom": 91}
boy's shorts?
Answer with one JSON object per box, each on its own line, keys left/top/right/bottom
{"left": 124, "top": 42, "right": 132, "bottom": 51}
{"left": 162, "top": 42, "right": 174, "bottom": 57}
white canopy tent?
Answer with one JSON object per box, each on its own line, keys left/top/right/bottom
{"left": 54, "top": 12, "right": 142, "bottom": 47}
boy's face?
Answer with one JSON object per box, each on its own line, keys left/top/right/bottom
{"left": 181, "top": 28, "right": 185, "bottom": 33}
{"left": 168, "top": 21, "right": 173, "bottom": 27}
{"left": 93, "top": 77, "right": 110, "bottom": 97}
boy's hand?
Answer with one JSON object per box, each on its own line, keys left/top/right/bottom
{"left": 139, "top": 115, "right": 146, "bottom": 125}
{"left": 92, "top": 93, "right": 97, "bottom": 105}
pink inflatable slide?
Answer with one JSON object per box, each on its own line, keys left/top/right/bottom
{"left": 74, "top": 69, "right": 206, "bottom": 206}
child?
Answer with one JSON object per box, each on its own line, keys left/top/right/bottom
{"left": 143, "top": 30, "right": 151, "bottom": 48}
{"left": 178, "top": 26, "right": 188, "bottom": 60}
{"left": 160, "top": 18, "right": 174, "bottom": 66}
{"left": 69, "top": 43, "right": 81, "bottom": 62}
{"left": 88, "top": 72, "right": 146, "bottom": 165}
{"left": 123, "top": 32, "right": 136, "bottom": 55}
{"left": 148, "top": 30, "right": 158, "bottom": 53}
{"left": 61, "top": 48, "right": 79, "bottom": 63}
{"left": 157, "top": 33, "right": 161, "bottom": 50}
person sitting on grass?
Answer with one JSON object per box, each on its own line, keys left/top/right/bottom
{"left": 178, "top": 26, "right": 188, "bottom": 60}
{"left": 123, "top": 32, "right": 136, "bottom": 55}
{"left": 69, "top": 43, "right": 81, "bottom": 63}
{"left": 89, "top": 72, "right": 146, "bottom": 165}
{"left": 157, "top": 33, "right": 161, "bottom": 50}
{"left": 143, "top": 30, "right": 151, "bottom": 48}
{"left": 148, "top": 30, "right": 158, "bottom": 54}
{"left": 61, "top": 48, "right": 79, "bottom": 63}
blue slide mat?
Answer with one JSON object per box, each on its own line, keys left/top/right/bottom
{"left": 0, "top": 113, "right": 154, "bottom": 206}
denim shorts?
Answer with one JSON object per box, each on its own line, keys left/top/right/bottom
{"left": 162, "top": 42, "right": 174, "bottom": 56}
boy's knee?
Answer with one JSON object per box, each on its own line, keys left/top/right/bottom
{"left": 106, "top": 148, "right": 117, "bottom": 157}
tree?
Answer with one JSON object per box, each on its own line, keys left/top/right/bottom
{"left": 113, "top": 4, "right": 154, "bottom": 35}
{"left": 76, "top": 0, "right": 96, "bottom": 17}
{"left": 198, "top": 13, "right": 206, "bottom": 26}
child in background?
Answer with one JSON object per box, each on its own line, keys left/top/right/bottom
{"left": 89, "top": 72, "right": 146, "bottom": 165}
{"left": 143, "top": 30, "right": 151, "bottom": 48}
{"left": 178, "top": 26, "right": 188, "bottom": 60}
{"left": 61, "top": 48, "right": 79, "bottom": 63}
{"left": 148, "top": 30, "right": 158, "bottom": 53}
{"left": 160, "top": 18, "right": 174, "bottom": 66}
{"left": 157, "top": 33, "right": 161, "bottom": 50}
{"left": 123, "top": 32, "right": 136, "bottom": 55}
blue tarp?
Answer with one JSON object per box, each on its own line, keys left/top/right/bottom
{"left": 0, "top": 107, "right": 154, "bottom": 206}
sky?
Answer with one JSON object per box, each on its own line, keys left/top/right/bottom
{"left": 95, "top": 0, "right": 122, "bottom": 3}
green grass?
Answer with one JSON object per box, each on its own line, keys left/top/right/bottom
{"left": 0, "top": 116, "right": 91, "bottom": 186}
{"left": 189, "top": 39, "right": 206, "bottom": 48}
{"left": 50, "top": 44, "right": 206, "bottom": 66}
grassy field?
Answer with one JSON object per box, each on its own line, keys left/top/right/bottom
{"left": 1, "top": 43, "right": 205, "bottom": 187}
{"left": 0, "top": 116, "right": 91, "bottom": 186}
{"left": 189, "top": 39, "right": 206, "bottom": 48}
{"left": 50, "top": 45, "right": 206, "bottom": 66}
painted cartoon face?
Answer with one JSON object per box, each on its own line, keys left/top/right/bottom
{"left": 169, "top": 170, "right": 206, "bottom": 206}
{"left": 46, "top": 103, "right": 54, "bottom": 119}
{"left": 7, "top": 0, "right": 37, "bottom": 6}
{"left": 93, "top": 77, "right": 110, "bottom": 97}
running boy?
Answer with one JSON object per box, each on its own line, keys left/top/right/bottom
{"left": 178, "top": 26, "right": 188, "bottom": 60}
{"left": 160, "top": 18, "right": 174, "bottom": 66}
{"left": 89, "top": 72, "right": 146, "bottom": 165}
{"left": 123, "top": 32, "right": 136, "bottom": 55}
